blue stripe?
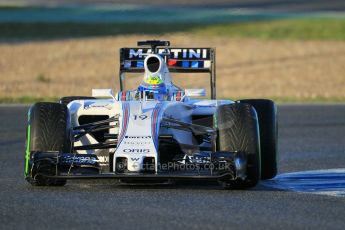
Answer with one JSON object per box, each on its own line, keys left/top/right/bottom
{"left": 117, "top": 103, "right": 130, "bottom": 146}
{"left": 151, "top": 103, "right": 162, "bottom": 150}
{"left": 182, "top": 61, "right": 189, "bottom": 68}
{"left": 191, "top": 61, "right": 199, "bottom": 68}
{"left": 137, "top": 61, "right": 144, "bottom": 68}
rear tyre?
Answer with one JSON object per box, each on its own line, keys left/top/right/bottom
{"left": 215, "top": 103, "right": 261, "bottom": 189}
{"left": 238, "top": 99, "right": 277, "bottom": 179}
{"left": 59, "top": 96, "right": 95, "bottom": 106}
{"left": 25, "top": 102, "right": 72, "bottom": 186}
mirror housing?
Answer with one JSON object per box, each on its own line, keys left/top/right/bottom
{"left": 92, "top": 89, "right": 115, "bottom": 99}
{"left": 184, "top": 89, "right": 206, "bottom": 97}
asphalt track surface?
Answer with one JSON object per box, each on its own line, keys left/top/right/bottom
{"left": 1, "top": 104, "right": 345, "bottom": 229}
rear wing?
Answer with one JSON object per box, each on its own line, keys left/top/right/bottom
{"left": 119, "top": 47, "right": 216, "bottom": 99}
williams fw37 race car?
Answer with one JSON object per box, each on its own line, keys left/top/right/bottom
{"left": 24, "top": 40, "right": 277, "bottom": 189}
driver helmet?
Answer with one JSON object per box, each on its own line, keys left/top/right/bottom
{"left": 138, "top": 75, "right": 167, "bottom": 100}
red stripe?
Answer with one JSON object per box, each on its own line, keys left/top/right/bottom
{"left": 121, "top": 91, "right": 126, "bottom": 101}
{"left": 176, "top": 91, "right": 181, "bottom": 101}
{"left": 152, "top": 108, "right": 159, "bottom": 144}
{"left": 168, "top": 59, "right": 177, "bottom": 66}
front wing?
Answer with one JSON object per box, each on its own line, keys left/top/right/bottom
{"left": 28, "top": 151, "right": 247, "bottom": 183}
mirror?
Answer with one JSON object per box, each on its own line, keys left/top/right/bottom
{"left": 184, "top": 88, "right": 206, "bottom": 97}
{"left": 92, "top": 89, "right": 114, "bottom": 99}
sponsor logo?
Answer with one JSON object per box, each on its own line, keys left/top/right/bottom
{"left": 129, "top": 49, "right": 143, "bottom": 58}
{"left": 123, "top": 149, "right": 150, "bottom": 153}
{"left": 125, "top": 136, "right": 151, "bottom": 139}
{"left": 61, "top": 155, "right": 98, "bottom": 165}
{"left": 127, "top": 48, "right": 210, "bottom": 60}
{"left": 131, "top": 158, "right": 140, "bottom": 161}
{"left": 168, "top": 48, "right": 208, "bottom": 59}
{"left": 124, "top": 142, "right": 151, "bottom": 145}
{"left": 84, "top": 102, "right": 112, "bottom": 110}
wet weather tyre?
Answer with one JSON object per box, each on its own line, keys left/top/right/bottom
{"left": 59, "top": 96, "right": 96, "bottom": 106}
{"left": 25, "top": 102, "right": 72, "bottom": 186}
{"left": 238, "top": 99, "right": 277, "bottom": 179}
{"left": 215, "top": 103, "right": 261, "bottom": 189}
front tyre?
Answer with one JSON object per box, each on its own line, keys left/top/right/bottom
{"left": 215, "top": 103, "right": 261, "bottom": 189}
{"left": 25, "top": 102, "right": 72, "bottom": 186}
{"left": 238, "top": 99, "right": 278, "bottom": 179}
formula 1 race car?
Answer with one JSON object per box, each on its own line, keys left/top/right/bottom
{"left": 24, "top": 40, "right": 277, "bottom": 189}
